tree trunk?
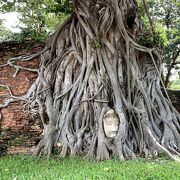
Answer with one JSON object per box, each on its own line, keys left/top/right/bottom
{"left": 164, "top": 50, "right": 180, "bottom": 88}
{"left": 25, "top": 0, "right": 180, "bottom": 161}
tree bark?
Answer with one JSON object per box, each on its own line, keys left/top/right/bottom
{"left": 164, "top": 49, "right": 180, "bottom": 87}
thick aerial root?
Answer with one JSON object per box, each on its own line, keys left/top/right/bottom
{"left": 33, "top": 125, "right": 57, "bottom": 157}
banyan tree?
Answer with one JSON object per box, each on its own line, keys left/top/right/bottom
{"left": 3, "top": 0, "right": 180, "bottom": 161}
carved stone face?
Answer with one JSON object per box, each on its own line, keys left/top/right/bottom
{"left": 103, "top": 109, "right": 119, "bottom": 138}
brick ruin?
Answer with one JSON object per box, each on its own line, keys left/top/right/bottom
{"left": 0, "top": 41, "right": 45, "bottom": 155}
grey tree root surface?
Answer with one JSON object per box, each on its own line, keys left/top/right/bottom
{"left": 1, "top": 0, "right": 180, "bottom": 161}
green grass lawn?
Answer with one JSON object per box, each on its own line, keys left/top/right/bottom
{"left": 0, "top": 155, "right": 180, "bottom": 180}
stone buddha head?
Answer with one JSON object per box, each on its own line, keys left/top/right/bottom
{"left": 103, "top": 109, "right": 119, "bottom": 138}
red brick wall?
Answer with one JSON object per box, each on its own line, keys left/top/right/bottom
{"left": 0, "top": 41, "right": 45, "bottom": 154}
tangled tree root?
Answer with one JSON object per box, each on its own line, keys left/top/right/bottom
{"left": 1, "top": 0, "right": 180, "bottom": 161}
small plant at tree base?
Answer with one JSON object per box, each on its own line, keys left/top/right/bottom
{"left": 94, "top": 40, "right": 102, "bottom": 48}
